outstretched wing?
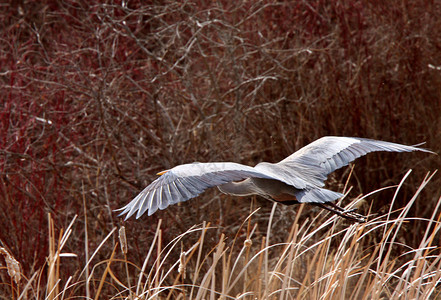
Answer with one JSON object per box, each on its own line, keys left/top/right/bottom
{"left": 277, "top": 136, "right": 433, "bottom": 187}
{"left": 117, "top": 162, "right": 274, "bottom": 220}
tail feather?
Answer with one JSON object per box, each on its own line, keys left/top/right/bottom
{"left": 295, "top": 188, "right": 344, "bottom": 204}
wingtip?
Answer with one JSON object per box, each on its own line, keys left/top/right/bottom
{"left": 415, "top": 146, "right": 436, "bottom": 155}
{"left": 113, "top": 206, "right": 126, "bottom": 213}
{"left": 116, "top": 209, "right": 130, "bottom": 220}
{"left": 409, "top": 142, "right": 436, "bottom": 154}
{"left": 114, "top": 205, "right": 130, "bottom": 219}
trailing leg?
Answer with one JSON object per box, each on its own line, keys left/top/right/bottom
{"left": 313, "top": 202, "right": 367, "bottom": 223}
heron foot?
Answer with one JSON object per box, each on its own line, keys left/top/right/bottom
{"left": 313, "top": 202, "right": 367, "bottom": 223}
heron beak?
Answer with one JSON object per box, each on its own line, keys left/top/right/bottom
{"left": 157, "top": 170, "right": 169, "bottom": 176}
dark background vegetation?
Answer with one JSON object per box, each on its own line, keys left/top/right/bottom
{"left": 1, "top": 0, "right": 440, "bottom": 294}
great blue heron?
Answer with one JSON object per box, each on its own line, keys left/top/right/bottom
{"left": 118, "top": 137, "right": 433, "bottom": 222}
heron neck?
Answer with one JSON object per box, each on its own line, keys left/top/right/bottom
{"left": 218, "top": 180, "right": 255, "bottom": 196}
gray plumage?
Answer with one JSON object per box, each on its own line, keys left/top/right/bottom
{"left": 117, "top": 137, "right": 433, "bottom": 220}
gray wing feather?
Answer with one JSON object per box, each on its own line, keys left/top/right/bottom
{"left": 117, "top": 162, "right": 274, "bottom": 219}
{"left": 277, "top": 136, "right": 432, "bottom": 187}
{"left": 295, "top": 188, "right": 344, "bottom": 203}
{"left": 118, "top": 137, "right": 432, "bottom": 220}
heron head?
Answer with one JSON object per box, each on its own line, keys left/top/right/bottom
{"left": 157, "top": 170, "right": 169, "bottom": 176}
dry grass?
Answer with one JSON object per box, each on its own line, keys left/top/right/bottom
{"left": 3, "top": 171, "right": 440, "bottom": 299}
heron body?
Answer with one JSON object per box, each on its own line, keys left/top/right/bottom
{"left": 219, "top": 177, "right": 302, "bottom": 203}
{"left": 118, "top": 136, "right": 433, "bottom": 222}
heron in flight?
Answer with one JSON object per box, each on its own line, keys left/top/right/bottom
{"left": 118, "top": 137, "right": 433, "bottom": 222}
